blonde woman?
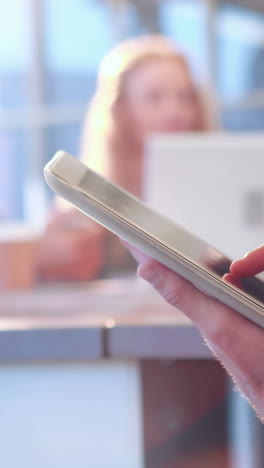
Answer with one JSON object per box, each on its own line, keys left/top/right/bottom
{"left": 38, "top": 35, "right": 214, "bottom": 281}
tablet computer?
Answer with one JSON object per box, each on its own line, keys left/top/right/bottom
{"left": 44, "top": 151, "right": 264, "bottom": 328}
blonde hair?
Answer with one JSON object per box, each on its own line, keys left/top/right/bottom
{"left": 80, "top": 35, "right": 215, "bottom": 175}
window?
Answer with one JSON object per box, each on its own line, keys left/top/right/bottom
{"left": 160, "top": 0, "right": 208, "bottom": 81}
{"left": 0, "top": 0, "right": 31, "bottom": 110}
{"left": 1, "top": 0, "right": 116, "bottom": 223}
{"left": 2, "top": 0, "right": 264, "bottom": 223}
{"left": 43, "top": 0, "right": 116, "bottom": 105}
{"left": 0, "top": 0, "right": 31, "bottom": 221}
{"left": 0, "top": 130, "right": 26, "bottom": 220}
{"left": 217, "top": 3, "right": 264, "bottom": 129}
{"left": 1, "top": 0, "right": 209, "bottom": 224}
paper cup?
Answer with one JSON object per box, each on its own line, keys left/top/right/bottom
{"left": 0, "top": 224, "right": 41, "bottom": 290}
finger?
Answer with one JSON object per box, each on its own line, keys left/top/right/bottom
{"left": 223, "top": 273, "right": 243, "bottom": 289}
{"left": 231, "top": 245, "right": 264, "bottom": 277}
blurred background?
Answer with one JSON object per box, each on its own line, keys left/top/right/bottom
{"left": 2, "top": 0, "right": 264, "bottom": 223}
{"left": 1, "top": 2, "right": 264, "bottom": 468}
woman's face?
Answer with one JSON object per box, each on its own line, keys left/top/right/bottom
{"left": 121, "top": 58, "right": 200, "bottom": 143}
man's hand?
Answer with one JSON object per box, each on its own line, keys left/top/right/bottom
{"left": 123, "top": 240, "right": 264, "bottom": 420}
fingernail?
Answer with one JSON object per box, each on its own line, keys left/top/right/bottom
{"left": 138, "top": 265, "right": 160, "bottom": 286}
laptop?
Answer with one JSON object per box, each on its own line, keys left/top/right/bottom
{"left": 144, "top": 133, "right": 264, "bottom": 260}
